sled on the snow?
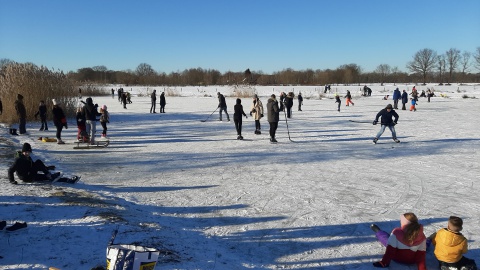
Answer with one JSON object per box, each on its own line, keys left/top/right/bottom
{"left": 73, "top": 139, "right": 109, "bottom": 149}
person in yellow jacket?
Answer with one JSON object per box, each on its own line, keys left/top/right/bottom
{"left": 430, "top": 216, "right": 477, "bottom": 270}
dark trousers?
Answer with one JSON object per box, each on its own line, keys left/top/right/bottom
{"left": 337, "top": 101, "right": 341, "bottom": 112}
{"left": 286, "top": 106, "right": 292, "bottom": 118}
{"left": 234, "top": 119, "right": 242, "bottom": 135}
{"left": 160, "top": 104, "right": 165, "bottom": 113}
{"left": 101, "top": 121, "right": 107, "bottom": 136}
{"left": 402, "top": 102, "right": 406, "bottom": 110}
{"left": 19, "top": 118, "right": 26, "bottom": 134}
{"left": 21, "top": 160, "right": 50, "bottom": 182}
{"left": 255, "top": 120, "right": 261, "bottom": 131}
{"left": 55, "top": 124, "right": 63, "bottom": 140}
{"left": 150, "top": 100, "right": 156, "bottom": 113}
{"left": 40, "top": 116, "right": 48, "bottom": 130}
{"left": 393, "top": 99, "right": 399, "bottom": 109}
{"left": 269, "top": 122, "right": 278, "bottom": 138}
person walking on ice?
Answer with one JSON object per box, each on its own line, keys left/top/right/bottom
{"left": 217, "top": 92, "right": 230, "bottom": 121}
{"left": 373, "top": 104, "right": 400, "bottom": 144}
{"left": 233, "top": 98, "right": 248, "bottom": 140}
{"left": 250, "top": 94, "right": 264, "bottom": 135}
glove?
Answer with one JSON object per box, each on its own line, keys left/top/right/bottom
{"left": 261, "top": 114, "right": 264, "bottom": 117}
{"left": 250, "top": 112, "right": 252, "bottom": 116}
{"left": 393, "top": 121, "right": 397, "bottom": 126}
{"left": 245, "top": 116, "right": 248, "bottom": 119}
{"left": 65, "top": 124, "right": 68, "bottom": 129}
{"left": 373, "top": 262, "right": 388, "bottom": 268}
{"left": 373, "top": 120, "right": 378, "bottom": 125}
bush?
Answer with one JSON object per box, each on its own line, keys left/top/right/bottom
{"left": 231, "top": 85, "right": 256, "bottom": 98}
{"left": 0, "top": 62, "right": 76, "bottom": 125}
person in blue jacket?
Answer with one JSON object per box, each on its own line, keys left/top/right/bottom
{"left": 392, "top": 88, "right": 401, "bottom": 109}
{"left": 401, "top": 90, "right": 408, "bottom": 110}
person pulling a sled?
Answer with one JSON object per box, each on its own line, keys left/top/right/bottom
{"left": 373, "top": 104, "right": 400, "bottom": 144}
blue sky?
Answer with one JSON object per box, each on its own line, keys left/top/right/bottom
{"left": 1, "top": 0, "right": 479, "bottom": 74}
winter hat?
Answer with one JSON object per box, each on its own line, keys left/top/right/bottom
{"left": 386, "top": 104, "right": 393, "bottom": 109}
{"left": 22, "top": 142, "right": 32, "bottom": 153}
{"left": 236, "top": 98, "right": 241, "bottom": 104}
{"left": 217, "top": 92, "right": 221, "bottom": 96}
{"left": 52, "top": 99, "right": 58, "bottom": 105}
{"left": 102, "top": 105, "right": 107, "bottom": 110}
{"left": 271, "top": 94, "right": 276, "bottom": 98}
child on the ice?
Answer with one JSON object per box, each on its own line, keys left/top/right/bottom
{"left": 410, "top": 98, "right": 417, "bottom": 111}
{"left": 345, "top": 90, "right": 354, "bottom": 106}
{"left": 99, "top": 105, "right": 110, "bottom": 138}
{"left": 76, "top": 107, "right": 88, "bottom": 142}
{"left": 430, "top": 216, "right": 477, "bottom": 270}
{"left": 334, "top": 94, "right": 341, "bottom": 112}
{"left": 233, "top": 98, "right": 247, "bottom": 140}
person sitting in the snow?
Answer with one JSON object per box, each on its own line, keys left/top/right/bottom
{"left": 370, "top": 213, "right": 427, "bottom": 269}
{"left": 429, "top": 216, "right": 477, "bottom": 270}
{"left": 373, "top": 104, "right": 400, "bottom": 144}
{"left": 7, "top": 143, "right": 59, "bottom": 184}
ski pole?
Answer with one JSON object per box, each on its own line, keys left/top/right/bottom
{"left": 201, "top": 107, "right": 219, "bottom": 122}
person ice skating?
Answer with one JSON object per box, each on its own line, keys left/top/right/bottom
{"left": 150, "top": 90, "right": 157, "bottom": 113}
{"left": 401, "top": 90, "right": 408, "bottom": 110}
{"left": 52, "top": 99, "right": 67, "bottom": 144}
{"left": 285, "top": 92, "right": 294, "bottom": 118}
{"left": 370, "top": 213, "right": 427, "bottom": 269}
{"left": 373, "top": 104, "right": 400, "bottom": 144}
{"left": 233, "top": 98, "right": 248, "bottom": 140}
{"left": 297, "top": 92, "right": 303, "bottom": 111}
{"left": 7, "top": 143, "right": 59, "bottom": 184}
{"left": 393, "top": 88, "right": 401, "bottom": 109}
{"left": 126, "top": 92, "right": 132, "bottom": 104}
{"left": 34, "top": 100, "right": 48, "bottom": 131}
{"left": 99, "top": 105, "right": 110, "bottom": 138}
{"left": 430, "top": 216, "right": 477, "bottom": 270}
{"left": 76, "top": 106, "right": 88, "bottom": 142}
{"left": 217, "top": 92, "right": 230, "bottom": 121}
{"left": 82, "top": 97, "right": 101, "bottom": 145}
{"left": 250, "top": 94, "right": 264, "bottom": 135}
{"left": 335, "top": 94, "right": 341, "bottom": 112}
{"left": 160, "top": 92, "right": 166, "bottom": 113}
{"left": 427, "top": 89, "right": 434, "bottom": 103}
{"left": 410, "top": 98, "right": 417, "bottom": 112}
{"left": 267, "top": 94, "right": 280, "bottom": 143}
{"left": 14, "top": 94, "right": 27, "bottom": 134}
{"left": 410, "top": 87, "right": 419, "bottom": 102}
{"left": 121, "top": 92, "right": 128, "bottom": 109}
{"left": 345, "top": 90, "right": 354, "bottom": 106}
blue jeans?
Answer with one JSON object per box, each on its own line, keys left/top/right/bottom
{"left": 376, "top": 125, "right": 397, "bottom": 139}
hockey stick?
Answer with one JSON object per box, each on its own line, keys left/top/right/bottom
{"left": 282, "top": 106, "right": 294, "bottom": 142}
{"left": 349, "top": 120, "right": 374, "bottom": 124}
{"left": 201, "top": 108, "right": 219, "bottom": 122}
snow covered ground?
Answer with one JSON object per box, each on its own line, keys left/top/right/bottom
{"left": 0, "top": 83, "right": 479, "bottom": 270}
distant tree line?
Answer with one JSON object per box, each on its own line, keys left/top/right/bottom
{"left": 2, "top": 47, "right": 480, "bottom": 87}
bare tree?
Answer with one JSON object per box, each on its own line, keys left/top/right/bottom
{"left": 136, "top": 63, "right": 156, "bottom": 77}
{"left": 407, "top": 48, "right": 437, "bottom": 85}
{"left": 474, "top": 47, "right": 480, "bottom": 71}
{"left": 375, "top": 64, "right": 391, "bottom": 85}
{"left": 445, "top": 48, "right": 460, "bottom": 84}
{"left": 436, "top": 54, "right": 446, "bottom": 85}
{"left": 460, "top": 51, "right": 471, "bottom": 81}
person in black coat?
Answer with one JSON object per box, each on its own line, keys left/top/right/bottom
{"left": 217, "top": 92, "right": 230, "bottom": 121}
{"left": 0, "top": 97, "right": 3, "bottom": 115}
{"left": 267, "top": 94, "right": 280, "bottom": 143}
{"left": 285, "top": 92, "right": 294, "bottom": 118}
{"left": 150, "top": 90, "right": 157, "bottom": 113}
{"left": 34, "top": 100, "right": 48, "bottom": 131}
{"left": 160, "top": 92, "right": 166, "bottom": 113}
{"left": 373, "top": 104, "right": 400, "bottom": 144}
{"left": 297, "top": 92, "right": 303, "bottom": 111}
{"left": 82, "top": 97, "right": 101, "bottom": 144}
{"left": 233, "top": 98, "right": 248, "bottom": 140}
{"left": 7, "top": 143, "right": 56, "bottom": 184}
{"left": 14, "top": 94, "right": 27, "bottom": 134}
{"left": 52, "top": 99, "right": 67, "bottom": 144}
{"left": 401, "top": 90, "right": 408, "bottom": 110}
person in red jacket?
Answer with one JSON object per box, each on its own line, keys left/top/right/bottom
{"left": 370, "top": 212, "right": 427, "bottom": 269}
